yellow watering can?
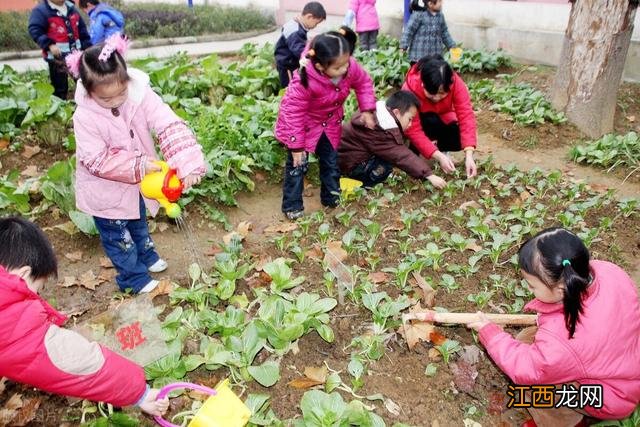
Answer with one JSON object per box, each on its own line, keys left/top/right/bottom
{"left": 140, "top": 161, "right": 184, "bottom": 219}
{"left": 154, "top": 380, "right": 252, "bottom": 427}
{"left": 339, "top": 177, "right": 363, "bottom": 197}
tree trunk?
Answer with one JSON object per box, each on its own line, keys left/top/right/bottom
{"left": 550, "top": 0, "right": 638, "bottom": 138}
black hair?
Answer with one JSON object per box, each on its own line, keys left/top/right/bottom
{"left": 299, "top": 26, "right": 357, "bottom": 88}
{"left": 416, "top": 54, "right": 453, "bottom": 95}
{"left": 0, "top": 217, "right": 58, "bottom": 280}
{"left": 79, "top": 0, "right": 100, "bottom": 8}
{"left": 518, "top": 227, "right": 591, "bottom": 339}
{"left": 302, "top": 1, "right": 327, "bottom": 20}
{"left": 386, "top": 90, "right": 420, "bottom": 113}
{"left": 78, "top": 40, "right": 129, "bottom": 95}
{"left": 410, "top": 0, "right": 428, "bottom": 11}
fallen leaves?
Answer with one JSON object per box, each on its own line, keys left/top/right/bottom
{"left": 264, "top": 222, "right": 298, "bottom": 234}
{"left": 60, "top": 268, "right": 110, "bottom": 291}
{"left": 459, "top": 200, "right": 481, "bottom": 211}
{"left": 400, "top": 305, "right": 435, "bottom": 350}
{"left": 450, "top": 360, "right": 478, "bottom": 393}
{"left": 325, "top": 240, "right": 347, "bottom": 263}
{"left": 79, "top": 270, "right": 100, "bottom": 290}
{"left": 20, "top": 165, "right": 39, "bottom": 178}
{"left": 22, "top": 145, "right": 41, "bottom": 159}
{"left": 367, "top": 271, "right": 389, "bottom": 284}
{"left": 99, "top": 257, "right": 113, "bottom": 268}
{"left": 411, "top": 272, "right": 435, "bottom": 307}
{"left": 429, "top": 331, "right": 447, "bottom": 346}
{"left": 0, "top": 393, "right": 41, "bottom": 426}
{"left": 223, "top": 221, "right": 252, "bottom": 244}
{"left": 64, "top": 251, "right": 83, "bottom": 263}
{"left": 288, "top": 365, "right": 328, "bottom": 389}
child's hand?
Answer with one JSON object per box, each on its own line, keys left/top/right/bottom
{"left": 144, "top": 160, "right": 162, "bottom": 175}
{"left": 360, "top": 111, "right": 376, "bottom": 129}
{"left": 138, "top": 388, "right": 169, "bottom": 417}
{"left": 182, "top": 173, "right": 202, "bottom": 189}
{"left": 466, "top": 311, "right": 491, "bottom": 332}
{"left": 427, "top": 174, "right": 446, "bottom": 189}
{"left": 433, "top": 150, "right": 455, "bottom": 173}
{"left": 49, "top": 45, "right": 62, "bottom": 58}
{"left": 292, "top": 151, "right": 307, "bottom": 168}
{"left": 465, "top": 150, "right": 477, "bottom": 178}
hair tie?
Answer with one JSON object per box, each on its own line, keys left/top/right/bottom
{"left": 98, "top": 33, "right": 130, "bottom": 62}
{"left": 562, "top": 259, "right": 571, "bottom": 267}
{"left": 65, "top": 50, "right": 83, "bottom": 78}
{"left": 338, "top": 28, "right": 346, "bottom": 36}
{"left": 307, "top": 49, "right": 315, "bottom": 57}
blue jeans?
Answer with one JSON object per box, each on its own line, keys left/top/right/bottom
{"left": 282, "top": 133, "right": 340, "bottom": 213}
{"left": 93, "top": 196, "right": 160, "bottom": 293}
{"left": 348, "top": 157, "right": 393, "bottom": 188}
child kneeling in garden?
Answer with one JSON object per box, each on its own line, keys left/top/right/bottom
{"left": 67, "top": 34, "right": 206, "bottom": 294}
{"left": 466, "top": 227, "right": 640, "bottom": 426}
{"left": 339, "top": 90, "right": 446, "bottom": 189}
{"left": 275, "top": 26, "right": 376, "bottom": 220}
{"left": 0, "top": 216, "right": 169, "bottom": 416}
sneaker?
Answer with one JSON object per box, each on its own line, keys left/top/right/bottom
{"left": 148, "top": 258, "right": 168, "bottom": 273}
{"left": 139, "top": 279, "right": 160, "bottom": 294}
{"left": 285, "top": 210, "right": 304, "bottom": 220}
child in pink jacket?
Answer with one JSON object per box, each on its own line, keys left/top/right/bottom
{"left": 0, "top": 217, "right": 169, "bottom": 416}
{"left": 343, "top": 0, "right": 380, "bottom": 51}
{"left": 274, "top": 26, "right": 376, "bottom": 220}
{"left": 466, "top": 227, "right": 640, "bottom": 426}
{"left": 67, "top": 34, "right": 206, "bottom": 294}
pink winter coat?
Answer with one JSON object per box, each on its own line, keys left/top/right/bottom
{"left": 479, "top": 260, "right": 640, "bottom": 419}
{"left": 274, "top": 57, "right": 376, "bottom": 153}
{"left": 0, "top": 266, "right": 146, "bottom": 406}
{"left": 73, "top": 68, "right": 206, "bottom": 220}
{"left": 348, "top": 0, "right": 380, "bottom": 33}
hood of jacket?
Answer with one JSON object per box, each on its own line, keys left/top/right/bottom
{"left": 90, "top": 3, "right": 125, "bottom": 27}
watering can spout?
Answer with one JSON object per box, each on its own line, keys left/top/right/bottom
{"left": 140, "top": 161, "right": 184, "bottom": 219}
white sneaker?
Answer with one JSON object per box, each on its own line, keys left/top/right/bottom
{"left": 148, "top": 259, "right": 168, "bottom": 273}
{"left": 139, "top": 279, "right": 160, "bottom": 294}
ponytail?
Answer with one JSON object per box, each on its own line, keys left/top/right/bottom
{"left": 518, "top": 227, "right": 591, "bottom": 339}
{"left": 299, "top": 27, "right": 355, "bottom": 89}
{"left": 416, "top": 54, "right": 453, "bottom": 95}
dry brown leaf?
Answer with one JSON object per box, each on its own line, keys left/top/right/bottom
{"left": 64, "top": 251, "right": 83, "bottom": 262}
{"left": 451, "top": 361, "right": 478, "bottom": 393}
{"left": 150, "top": 280, "right": 174, "bottom": 298}
{"left": 518, "top": 191, "right": 531, "bottom": 202}
{"left": 0, "top": 139, "right": 9, "bottom": 151}
{"left": 222, "top": 231, "right": 243, "bottom": 245}
{"left": 264, "top": 222, "right": 298, "bottom": 234}
{"left": 411, "top": 272, "right": 435, "bottom": 308}
{"left": 464, "top": 241, "right": 483, "bottom": 252}
{"left": 588, "top": 183, "right": 610, "bottom": 193}
{"left": 21, "top": 165, "right": 39, "bottom": 177}
{"left": 304, "top": 365, "right": 328, "bottom": 383}
{"left": 305, "top": 245, "right": 324, "bottom": 261}
{"left": 0, "top": 378, "right": 6, "bottom": 396}
{"left": 205, "top": 245, "right": 223, "bottom": 257}
{"left": 10, "top": 397, "right": 41, "bottom": 426}
{"left": 97, "top": 268, "right": 115, "bottom": 283}
{"left": 382, "top": 220, "right": 404, "bottom": 234}
{"left": 428, "top": 347, "right": 442, "bottom": 362}
{"left": 4, "top": 393, "right": 23, "bottom": 411}
{"left": 459, "top": 200, "right": 481, "bottom": 211}
{"left": 401, "top": 321, "right": 435, "bottom": 350}
{"left": 99, "top": 257, "right": 113, "bottom": 268}
{"left": 187, "top": 390, "right": 209, "bottom": 401}
{"left": 368, "top": 271, "right": 389, "bottom": 284}
{"left": 254, "top": 255, "right": 272, "bottom": 272}
{"left": 627, "top": 115, "right": 636, "bottom": 122}
{"left": 60, "top": 276, "right": 77, "bottom": 288}
{"left": 79, "top": 270, "right": 100, "bottom": 291}
{"left": 22, "top": 145, "right": 41, "bottom": 159}
{"left": 325, "top": 240, "right": 347, "bottom": 263}
{"left": 236, "top": 221, "right": 252, "bottom": 237}
{"left": 0, "top": 409, "right": 17, "bottom": 426}
{"left": 288, "top": 377, "right": 324, "bottom": 389}
{"left": 157, "top": 222, "right": 169, "bottom": 233}
{"left": 53, "top": 221, "right": 78, "bottom": 235}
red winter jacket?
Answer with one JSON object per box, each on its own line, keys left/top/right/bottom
{"left": 0, "top": 267, "right": 146, "bottom": 406}
{"left": 28, "top": 0, "right": 91, "bottom": 59}
{"left": 401, "top": 64, "right": 477, "bottom": 158}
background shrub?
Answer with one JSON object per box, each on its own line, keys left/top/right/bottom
{"left": 0, "top": 3, "right": 275, "bottom": 51}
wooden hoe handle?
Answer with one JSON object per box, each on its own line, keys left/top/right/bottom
{"left": 404, "top": 310, "right": 537, "bottom": 325}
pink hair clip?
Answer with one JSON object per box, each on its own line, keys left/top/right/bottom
{"left": 98, "top": 33, "right": 130, "bottom": 62}
{"left": 65, "top": 50, "right": 83, "bottom": 78}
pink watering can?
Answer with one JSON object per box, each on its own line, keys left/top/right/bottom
{"left": 154, "top": 380, "right": 251, "bottom": 427}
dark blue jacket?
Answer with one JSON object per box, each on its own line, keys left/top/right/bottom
{"left": 274, "top": 19, "right": 308, "bottom": 70}
{"left": 28, "top": 0, "right": 91, "bottom": 59}
{"left": 88, "top": 3, "right": 125, "bottom": 44}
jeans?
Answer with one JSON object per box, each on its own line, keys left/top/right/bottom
{"left": 282, "top": 133, "right": 340, "bottom": 213}
{"left": 358, "top": 30, "right": 378, "bottom": 50}
{"left": 47, "top": 58, "right": 69, "bottom": 100}
{"left": 419, "top": 112, "right": 462, "bottom": 152}
{"left": 348, "top": 157, "right": 393, "bottom": 188}
{"left": 93, "top": 196, "right": 160, "bottom": 293}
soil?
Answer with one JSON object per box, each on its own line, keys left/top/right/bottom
{"left": 1, "top": 65, "right": 640, "bottom": 427}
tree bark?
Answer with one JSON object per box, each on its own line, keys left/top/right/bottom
{"left": 550, "top": 0, "right": 638, "bottom": 138}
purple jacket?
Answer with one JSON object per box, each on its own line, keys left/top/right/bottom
{"left": 348, "top": 0, "right": 380, "bottom": 33}
{"left": 73, "top": 68, "right": 206, "bottom": 220}
{"left": 479, "top": 261, "right": 640, "bottom": 419}
{"left": 274, "top": 57, "right": 376, "bottom": 153}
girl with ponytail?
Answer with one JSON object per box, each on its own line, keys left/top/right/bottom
{"left": 467, "top": 227, "right": 640, "bottom": 426}
{"left": 274, "top": 26, "right": 376, "bottom": 220}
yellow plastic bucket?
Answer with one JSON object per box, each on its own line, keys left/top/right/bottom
{"left": 340, "top": 177, "right": 363, "bottom": 196}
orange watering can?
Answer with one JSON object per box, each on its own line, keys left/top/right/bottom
{"left": 140, "top": 161, "right": 184, "bottom": 219}
{"left": 154, "top": 380, "right": 252, "bottom": 427}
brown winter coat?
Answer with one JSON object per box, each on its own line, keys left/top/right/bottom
{"left": 339, "top": 101, "right": 432, "bottom": 179}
